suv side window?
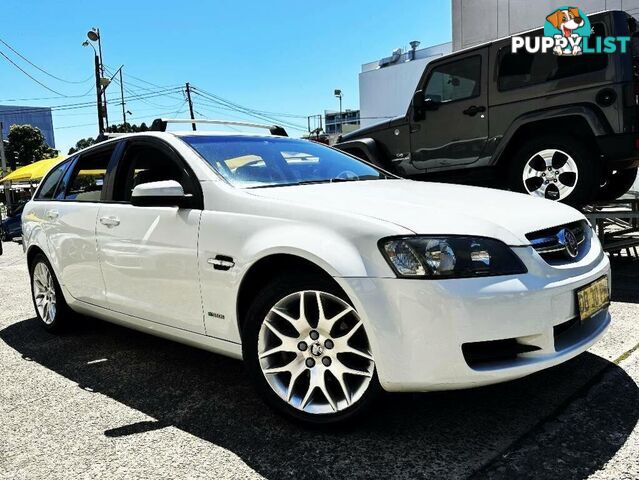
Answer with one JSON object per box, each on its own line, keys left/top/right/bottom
{"left": 424, "top": 56, "right": 481, "bottom": 103}
{"left": 63, "top": 146, "right": 115, "bottom": 202}
{"left": 35, "top": 159, "right": 72, "bottom": 200}
{"left": 498, "top": 23, "right": 608, "bottom": 91}
{"left": 112, "top": 142, "right": 197, "bottom": 203}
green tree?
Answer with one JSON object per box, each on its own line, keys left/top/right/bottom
{"left": 68, "top": 137, "right": 96, "bottom": 155}
{"left": 106, "top": 122, "right": 149, "bottom": 133}
{"left": 7, "top": 124, "right": 58, "bottom": 166}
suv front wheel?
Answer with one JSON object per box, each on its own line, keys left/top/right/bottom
{"left": 508, "top": 135, "right": 597, "bottom": 206}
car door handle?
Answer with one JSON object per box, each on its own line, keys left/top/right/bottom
{"left": 46, "top": 209, "right": 59, "bottom": 220}
{"left": 462, "top": 105, "right": 486, "bottom": 116}
{"left": 99, "top": 216, "right": 120, "bottom": 228}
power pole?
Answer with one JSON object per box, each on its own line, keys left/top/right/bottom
{"left": 0, "top": 122, "right": 11, "bottom": 209}
{"left": 119, "top": 67, "right": 126, "bottom": 124}
{"left": 94, "top": 54, "right": 105, "bottom": 135}
{"left": 185, "top": 82, "right": 196, "bottom": 131}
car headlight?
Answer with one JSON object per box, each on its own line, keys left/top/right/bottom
{"left": 379, "top": 236, "right": 527, "bottom": 279}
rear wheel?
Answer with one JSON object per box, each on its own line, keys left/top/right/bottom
{"left": 29, "top": 254, "right": 73, "bottom": 332}
{"left": 597, "top": 167, "right": 638, "bottom": 201}
{"left": 242, "top": 274, "right": 380, "bottom": 425}
{"left": 508, "top": 135, "right": 598, "bottom": 206}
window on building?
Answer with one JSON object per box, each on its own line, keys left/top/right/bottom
{"left": 425, "top": 56, "right": 481, "bottom": 103}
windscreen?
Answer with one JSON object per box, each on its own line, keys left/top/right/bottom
{"left": 181, "top": 135, "right": 392, "bottom": 188}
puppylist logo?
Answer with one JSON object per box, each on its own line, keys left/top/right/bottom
{"left": 512, "top": 6, "right": 630, "bottom": 55}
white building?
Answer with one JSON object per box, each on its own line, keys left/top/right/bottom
{"left": 359, "top": 42, "right": 451, "bottom": 128}
{"left": 452, "top": 0, "right": 639, "bottom": 51}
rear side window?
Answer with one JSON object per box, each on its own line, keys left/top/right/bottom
{"left": 498, "top": 23, "right": 608, "bottom": 91}
{"left": 35, "top": 160, "right": 71, "bottom": 200}
{"left": 64, "top": 147, "right": 114, "bottom": 202}
{"left": 425, "top": 56, "right": 481, "bottom": 102}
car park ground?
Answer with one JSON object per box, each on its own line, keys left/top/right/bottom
{"left": 0, "top": 240, "right": 637, "bottom": 480}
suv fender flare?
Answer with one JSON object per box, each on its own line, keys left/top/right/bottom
{"left": 334, "top": 138, "right": 388, "bottom": 169}
{"left": 491, "top": 105, "right": 610, "bottom": 165}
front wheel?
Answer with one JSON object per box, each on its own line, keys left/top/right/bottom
{"left": 507, "top": 135, "right": 598, "bottom": 206}
{"left": 242, "top": 275, "right": 380, "bottom": 425}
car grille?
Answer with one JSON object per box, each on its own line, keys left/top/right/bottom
{"left": 526, "top": 220, "right": 587, "bottom": 262}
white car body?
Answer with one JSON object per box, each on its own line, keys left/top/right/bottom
{"left": 22, "top": 131, "right": 611, "bottom": 396}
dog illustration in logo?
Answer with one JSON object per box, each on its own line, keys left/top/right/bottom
{"left": 546, "top": 7, "right": 585, "bottom": 55}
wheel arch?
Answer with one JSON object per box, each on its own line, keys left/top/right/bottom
{"left": 26, "top": 244, "right": 47, "bottom": 270}
{"left": 334, "top": 138, "right": 390, "bottom": 170}
{"left": 235, "top": 253, "right": 349, "bottom": 340}
{"left": 493, "top": 108, "right": 607, "bottom": 170}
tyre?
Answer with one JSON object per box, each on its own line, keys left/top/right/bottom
{"left": 242, "top": 274, "right": 380, "bottom": 425}
{"left": 597, "top": 167, "right": 638, "bottom": 201}
{"left": 507, "top": 135, "right": 598, "bottom": 206}
{"left": 29, "top": 253, "right": 73, "bottom": 332}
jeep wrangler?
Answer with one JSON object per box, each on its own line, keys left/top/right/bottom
{"left": 336, "top": 10, "right": 639, "bottom": 205}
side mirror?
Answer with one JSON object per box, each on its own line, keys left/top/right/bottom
{"left": 424, "top": 96, "right": 441, "bottom": 111}
{"left": 131, "top": 180, "right": 190, "bottom": 208}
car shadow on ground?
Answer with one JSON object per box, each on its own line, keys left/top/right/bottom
{"left": 1, "top": 315, "right": 637, "bottom": 479}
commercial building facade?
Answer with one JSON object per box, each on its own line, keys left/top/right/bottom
{"left": 0, "top": 105, "right": 55, "bottom": 148}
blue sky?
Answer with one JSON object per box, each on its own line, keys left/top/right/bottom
{"left": 0, "top": 0, "right": 451, "bottom": 153}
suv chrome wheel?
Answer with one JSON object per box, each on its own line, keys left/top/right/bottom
{"left": 258, "top": 290, "right": 374, "bottom": 415}
{"left": 32, "top": 262, "right": 57, "bottom": 325}
{"left": 522, "top": 149, "right": 579, "bottom": 201}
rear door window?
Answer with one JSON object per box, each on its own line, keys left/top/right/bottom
{"left": 63, "top": 146, "right": 115, "bottom": 202}
{"left": 498, "top": 23, "right": 608, "bottom": 91}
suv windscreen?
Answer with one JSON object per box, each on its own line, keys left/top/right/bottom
{"left": 498, "top": 23, "right": 608, "bottom": 91}
{"left": 182, "top": 136, "right": 392, "bottom": 188}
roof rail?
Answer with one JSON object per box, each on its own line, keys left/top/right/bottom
{"left": 150, "top": 118, "right": 288, "bottom": 137}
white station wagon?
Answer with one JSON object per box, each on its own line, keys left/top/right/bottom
{"left": 22, "top": 119, "right": 611, "bottom": 424}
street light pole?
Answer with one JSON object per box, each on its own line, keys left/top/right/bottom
{"left": 334, "top": 89, "right": 343, "bottom": 134}
{"left": 93, "top": 53, "right": 105, "bottom": 135}
{"left": 95, "top": 28, "right": 109, "bottom": 129}
{"left": 119, "top": 67, "right": 126, "bottom": 124}
{"left": 0, "top": 122, "right": 11, "bottom": 209}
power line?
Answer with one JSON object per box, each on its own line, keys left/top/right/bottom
{"left": 0, "top": 38, "right": 93, "bottom": 84}
{"left": 0, "top": 87, "right": 184, "bottom": 117}
{"left": 0, "top": 49, "right": 67, "bottom": 96}
{"left": 191, "top": 87, "right": 307, "bottom": 131}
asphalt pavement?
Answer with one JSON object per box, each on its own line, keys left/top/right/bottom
{"left": 0, "top": 241, "right": 637, "bottom": 479}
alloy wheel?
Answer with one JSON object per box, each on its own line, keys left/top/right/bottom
{"left": 33, "top": 262, "right": 57, "bottom": 325}
{"left": 522, "top": 149, "right": 579, "bottom": 201}
{"left": 258, "top": 290, "right": 375, "bottom": 415}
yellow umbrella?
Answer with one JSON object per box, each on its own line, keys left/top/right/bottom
{"left": 0, "top": 156, "right": 66, "bottom": 183}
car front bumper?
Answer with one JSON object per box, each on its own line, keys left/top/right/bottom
{"left": 336, "top": 241, "right": 611, "bottom": 393}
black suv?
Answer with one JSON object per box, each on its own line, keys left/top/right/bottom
{"left": 336, "top": 10, "right": 639, "bottom": 205}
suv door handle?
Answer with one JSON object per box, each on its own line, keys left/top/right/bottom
{"left": 462, "top": 105, "right": 486, "bottom": 116}
{"left": 99, "top": 216, "right": 120, "bottom": 228}
{"left": 46, "top": 209, "right": 59, "bottom": 220}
